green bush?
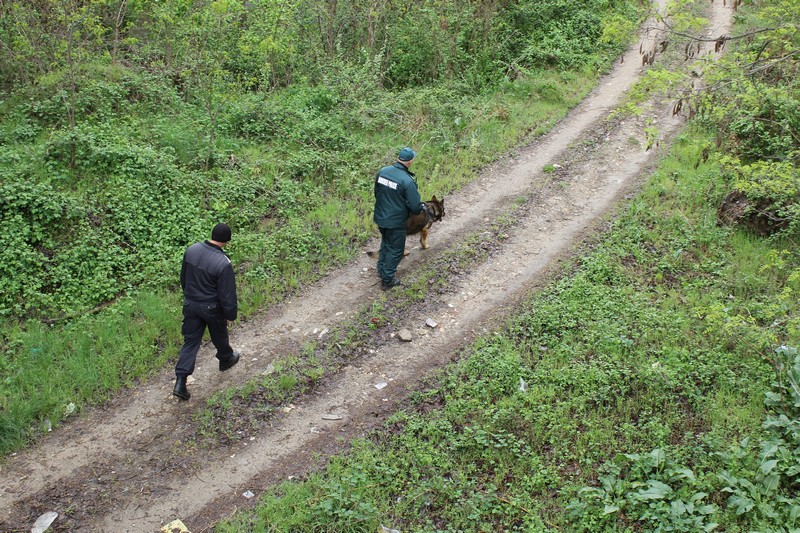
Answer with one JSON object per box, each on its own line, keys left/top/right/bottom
{"left": 0, "top": 0, "right": 643, "bottom": 458}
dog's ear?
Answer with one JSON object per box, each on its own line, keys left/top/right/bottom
{"left": 431, "top": 195, "right": 438, "bottom": 202}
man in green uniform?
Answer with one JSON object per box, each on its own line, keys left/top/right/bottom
{"left": 373, "top": 146, "right": 424, "bottom": 290}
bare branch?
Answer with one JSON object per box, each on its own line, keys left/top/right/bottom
{"left": 653, "top": 9, "right": 776, "bottom": 44}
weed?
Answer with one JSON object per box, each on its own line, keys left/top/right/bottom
{"left": 217, "top": 118, "right": 798, "bottom": 530}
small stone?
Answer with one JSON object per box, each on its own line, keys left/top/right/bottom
{"left": 322, "top": 414, "right": 343, "bottom": 420}
{"left": 397, "top": 329, "right": 413, "bottom": 342}
{"left": 375, "top": 382, "right": 388, "bottom": 390}
{"left": 425, "top": 318, "right": 437, "bottom": 328}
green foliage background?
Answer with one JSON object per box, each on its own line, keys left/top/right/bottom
{"left": 0, "top": 0, "right": 639, "bottom": 320}
{"left": 212, "top": 0, "right": 800, "bottom": 530}
{"left": 0, "top": 0, "right": 638, "bottom": 453}
{"left": 2, "top": 0, "right": 799, "bottom": 529}
{"left": 217, "top": 125, "right": 800, "bottom": 531}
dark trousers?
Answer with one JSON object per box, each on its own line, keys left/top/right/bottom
{"left": 377, "top": 226, "right": 407, "bottom": 283}
{"left": 175, "top": 302, "right": 234, "bottom": 377}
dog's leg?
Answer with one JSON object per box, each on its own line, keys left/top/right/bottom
{"left": 420, "top": 228, "right": 429, "bottom": 250}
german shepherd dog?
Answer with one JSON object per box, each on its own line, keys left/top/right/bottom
{"left": 406, "top": 196, "right": 445, "bottom": 251}
{"left": 368, "top": 196, "right": 446, "bottom": 260}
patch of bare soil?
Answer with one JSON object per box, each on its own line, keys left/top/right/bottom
{"left": 0, "top": 3, "right": 734, "bottom": 531}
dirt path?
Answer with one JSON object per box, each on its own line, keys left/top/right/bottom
{"left": 0, "top": 3, "right": 734, "bottom": 531}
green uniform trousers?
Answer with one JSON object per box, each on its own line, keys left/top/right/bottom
{"left": 377, "top": 227, "right": 406, "bottom": 283}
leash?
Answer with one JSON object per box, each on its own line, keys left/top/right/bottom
{"left": 422, "top": 202, "right": 436, "bottom": 223}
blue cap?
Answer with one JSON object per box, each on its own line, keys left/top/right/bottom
{"left": 398, "top": 147, "right": 416, "bottom": 162}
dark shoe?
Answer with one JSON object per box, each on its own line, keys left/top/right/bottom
{"left": 219, "top": 351, "right": 240, "bottom": 372}
{"left": 173, "top": 376, "right": 190, "bottom": 400}
{"left": 381, "top": 277, "right": 402, "bottom": 291}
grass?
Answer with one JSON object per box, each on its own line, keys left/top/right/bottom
{"left": 214, "top": 124, "right": 799, "bottom": 531}
{"left": 0, "top": 64, "right": 612, "bottom": 457}
{"left": 0, "top": 293, "right": 181, "bottom": 453}
{"left": 186, "top": 170, "right": 541, "bottom": 447}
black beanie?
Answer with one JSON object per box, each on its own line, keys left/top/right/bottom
{"left": 211, "top": 223, "right": 232, "bottom": 243}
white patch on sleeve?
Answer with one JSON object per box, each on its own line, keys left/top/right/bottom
{"left": 377, "top": 176, "right": 398, "bottom": 190}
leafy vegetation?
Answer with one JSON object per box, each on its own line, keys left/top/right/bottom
{"left": 4, "top": 0, "right": 798, "bottom": 529}
{"left": 0, "top": 0, "right": 638, "bottom": 454}
{"left": 215, "top": 122, "right": 800, "bottom": 531}
{"left": 214, "top": 1, "right": 800, "bottom": 530}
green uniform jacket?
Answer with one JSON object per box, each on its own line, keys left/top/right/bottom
{"left": 373, "top": 162, "right": 423, "bottom": 229}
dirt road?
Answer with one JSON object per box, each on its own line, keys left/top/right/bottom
{"left": 0, "top": 2, "right": 734, "bottom": 531}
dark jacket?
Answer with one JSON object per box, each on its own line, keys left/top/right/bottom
{"left": 180, "top": 241, "right": 238, "bottom": 321}
{"left": 373, "top": 162, "right": 424, "bottom": 229}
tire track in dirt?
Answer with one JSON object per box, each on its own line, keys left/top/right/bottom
{"left": 0, "top": 2, "right": 733, "bottom": 530}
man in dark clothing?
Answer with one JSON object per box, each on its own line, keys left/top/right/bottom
{"left": 173, "top": 223, "right": 240, "bottom": 400}
{"left": 373, "top": 146, "right": 424, "bottom": 290}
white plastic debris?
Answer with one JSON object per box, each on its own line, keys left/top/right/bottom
{"left": 375, "top": 382, "right": 388, "bottom": 390}
{"left": 425, "top": 318, "right": 438, "bottom": 328}
{"left": 243, "top": 490, "right": 255, "bottom": 499}
{"left": 518, "top": 377, "right": 528, "bottom": 392}
{"left": 31, "top": 511, "right": 58, "bottom": 533}
{"left": 161, "top": 518, "right": 189, "bottom": 532}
